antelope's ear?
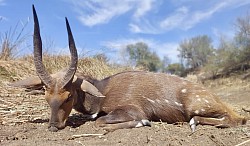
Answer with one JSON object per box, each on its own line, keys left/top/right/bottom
{"left": 9, "top": 76, "right": 44, "bottom": 90}
{"left": 80, "top": 80, "right": 105, "bottom": 98}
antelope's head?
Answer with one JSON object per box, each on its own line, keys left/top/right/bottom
{"left": 32, "top": 5, "right": 104, "bottom": 132}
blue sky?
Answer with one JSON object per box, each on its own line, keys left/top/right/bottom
{"left": 0, "top": 0, "right": 250, "bottom": 63}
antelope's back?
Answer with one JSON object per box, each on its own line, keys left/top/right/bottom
{"left": 100, "top": 71, "right": 194, "bottom": 123}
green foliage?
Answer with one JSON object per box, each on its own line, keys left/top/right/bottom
{"left": 204, "top": 38, "right": 237, "bottom": 76}
{"left": 178, "top": 35, "right": 214, "bottom": 69}
{"left": 203, "top": 13, "right": 250, "bottom": 77}
{"left": 166, "top": 63, "right": 184, "bottom": 76}
{"left": 234, "top": 13, "right": 250, "bottom": 63}
{"left": 126, "top": 42, "right": 162, "bottom": 72}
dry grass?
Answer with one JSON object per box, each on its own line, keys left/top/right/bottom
{"left": 0, "top": 54, "right": 142, "bottom": 85}
{"left": 0, "top": 60, "right": 36, "bottom": 83}
{"left": 0, "top": 21, "right": 29, "bottom": 61}
{"left": 21, "top": 54, "right": 141, "bottom": 79}
{"left": 203, "top": 74, "right": 250, "bottom": 90}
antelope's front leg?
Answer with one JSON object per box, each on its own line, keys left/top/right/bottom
{"left": 95, "top": 106, "right": 151, "bottom": 131}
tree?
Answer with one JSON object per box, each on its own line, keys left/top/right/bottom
{"left": 166, "top": 63, "right": 184, "bottom": 76}
{"left": 161, "top": 55, "right": 171, "bottom": 73}
{"left": 126, "top": 42, "right": 161, "bottom": 72}
{"left": 204, "top": 36, "right": 239, "bottom": 76}
{"left": 178, "top": 35, "right": 214, "bottom": 69}
{"left": 203, "top": 12, "right": 250, "bottom": 78}
{"left": 234, "top": 12, "right": 250, "bottom": 63}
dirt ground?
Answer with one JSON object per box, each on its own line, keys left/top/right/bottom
{"left": 1, "top": 73, "right": 250, "bottom": 146}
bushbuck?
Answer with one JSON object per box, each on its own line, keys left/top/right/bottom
{"left": 11, "top": 5, "right": 247, "bottom": 132}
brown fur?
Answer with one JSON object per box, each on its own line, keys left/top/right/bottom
{"left": 82, "top": 71, "right": 246, "bottom": 131}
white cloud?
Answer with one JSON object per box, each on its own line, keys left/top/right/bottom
{"left": 102, "top": 38, "right": 180, "bottom": 62}
{"left": 69, "top": 0, "right": 155, "bottom": 27}
{"left": 133, "top": 0, "right": 155, "bottom": 19}
{"left": 160, "top": 2, "right": 228, "bottom": 31}
{"left": 134, "top": 0, "right": 250, "bottom": 34}
{"left": 129, "top": 23, "right": 142, "bottom": 33}
{"left": 184, "top": 2, "right": 227, "bottom": 30}
{"left": 68, "top": 0, "right": 250, "bottom": 32}
{"left": 160, "top": 6, "right": 189, "bottom": 31}
{"left": 129, "top": 20, "right": 161, "bottom": 34}
{"left": 102, "top": 38, "right": 146, "bottom": 51}
{"left": 77, "top": 1, "right": 131, "bottom": 26}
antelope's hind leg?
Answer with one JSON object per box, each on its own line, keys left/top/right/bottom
{"left": 95, "top": 106, "right": 151, "bottom": 131}
{"left": 189, "top": 116, "right": 235, "bottom": 132}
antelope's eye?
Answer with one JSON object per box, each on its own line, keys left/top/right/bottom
{"left": 65, "top": 94, "right": 73, "bottom": 103}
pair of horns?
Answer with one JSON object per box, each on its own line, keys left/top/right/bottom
{"left": 32, "top": 5, "right": 78, "bottom": 88}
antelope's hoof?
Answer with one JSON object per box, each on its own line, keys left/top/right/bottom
{"left": 141, "top": 119, "right": 151, "bottom": 127}
{"left": 189, "top": 118, "right": 197, "bottom": 132}
{"left": 48, "top": 126, "right": 58, "bottom": 132}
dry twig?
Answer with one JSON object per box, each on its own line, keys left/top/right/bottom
{"left": 72, "top": 133, "right": 104, "bottom": 138}
{"left": 69, "top": 133, "right": 105, "bottom": 140}
{"left": 235, "top": 139, "right": 250, "bottom": 146}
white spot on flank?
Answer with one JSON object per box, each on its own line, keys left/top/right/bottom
{"left": 165, "top": 99, "right": 169, "bottom": 103}
{"left": 147, "top": 98, "right": 155, "bottom": 103}
{"left": 91, "top": 113, "right": 98, "bottom": 119}
{"left": 181, "top": 89, "right": 187, "bottom": 93}
{"left": 174, "top": 101, "right": 183, "bottom": 106}
{"left": 194, "top": 110, "right": 199, "bottom": 114}
{"left": 201, "top": 109, "right": 205, "bottom": 112}
{"left": 197, "top": 98, "right": 201, "bottom": 101}
{"left": 196, "top": 95, "right": 200, "bottom": 98}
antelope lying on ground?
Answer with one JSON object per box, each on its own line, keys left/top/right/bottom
{"left": 11, "top": 5, "right": 247, "bottom": 132}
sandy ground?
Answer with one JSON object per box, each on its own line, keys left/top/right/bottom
{"left": 0, "top": 76, "right": 250, "bottom": 146}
